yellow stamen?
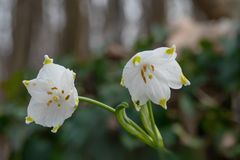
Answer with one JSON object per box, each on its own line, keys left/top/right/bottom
{"left": 141, "top": 69, "right": 147, "bottom": 83}
{"left": 23, "top": 80, "right": 30, "bottom": 86}
{"left": 47, "top": 91, "right": 53, "bottom": 95}
{"left": 143, "top": 64, "right": 147, "bottom": 72}
{"left": 166, "top": 45, "right": 176, "bottom": 55}
{"left": 57, "top": 104, "right": 61, "bottom": 107}
{"left": 61, "top": 90, "right": 64, "bottom": 94}
{"left": 132, "top": 56, "right": 141, "bottom": 66}
{"left": 51, "top": 87, "right": 58, "bottom": 90}
{"left": 47, "top": 100, "right": 53, "bottom": 106}
{"left": 65, "top": 95, "right": 70, "bottom": 101}
{"left": 180, "top": 74, "right": 190, "bottom": 86}
{"left": 148, "top": 73, "right": 153, "bottom": 80}
{"left": 53, "top": 96, "right": 59, "bottom": 102}
{"left": 43, "top": 55, "right": 53, "bottom": 65}
{"left": 51, "top": 124, "right": 61, "bottom": 133}
{"left": 159, "top": 99, "right": 167, "bottom": 109}
{"left": 25, "top": 116, "right": 34, "bottom": 124}
{"left": 151, "top": 65, "right": 155, "bottom": 71}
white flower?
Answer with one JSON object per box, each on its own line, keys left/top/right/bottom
{"left": 121, "top": 45, "right": 190, "bottom": 110}
{"left": 23, "top": 55, "right": 79, "bottom": 133}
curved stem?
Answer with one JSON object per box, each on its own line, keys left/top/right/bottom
{"left": 115, "top": 102, "right": 155, "bottom": 147}
{"left": 78, "top": 96, "right": 115, "bottom": 113}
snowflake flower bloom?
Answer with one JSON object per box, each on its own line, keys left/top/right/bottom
{"left": 121, "top": 45, "right": 190, "bottom": 110}
{"left": 23, "top": 55, "right": 79, "bottom": 133}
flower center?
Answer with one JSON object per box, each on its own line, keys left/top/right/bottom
{"left": 46, "top": 86, "right": 70, "bottom": 108}
{"left": 140, "top": 64, "right": 155, "bottom": 83}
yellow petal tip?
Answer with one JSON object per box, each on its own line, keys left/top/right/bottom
{"left": 75, "top": 98, "right": 79, "bottom": 106}
{"left": 181, "top": 74, "right": 190, "bottom": 86}
{"left": 74, "top": 99, "right": 79, "bottom": 109}
{"left": 73, "top": 72, "right": 76, "bottom": 80}
{"left": 133, "top": 100, "right": 141, "bottom": 111}
{"left": 166, "top": 45, "right": 176, "bottom": 55}
{"left": 51, "top": 125, "right": 61, "bottom": 133}
{"left": 25, "top": 116, "right": 34, "bottom": 124}
{"left": 43, "top": 55, "right": 53, "bottom": 65}
{"left": 23, "top": 80, "right": 30, "bottom": 87}
{"left": 120, "top": 77, "right": 124, "bottom": 87}
{"left": 159, "top": 99, "right": 167, "bottom": 109}
{"left": 132, "top": 56, "right": 141, "bottom": 66}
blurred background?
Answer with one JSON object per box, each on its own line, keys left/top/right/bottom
{"left": 0, "top": 0, "right": 240, "bottom": 159}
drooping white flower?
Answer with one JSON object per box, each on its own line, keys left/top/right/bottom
{"left": 121, "top": 45, "right": 190, "bottom": 110}
{"left": 23, "top": 55, "right": 79, "bottom": 133}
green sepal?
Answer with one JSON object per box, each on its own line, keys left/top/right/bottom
{"left": 115, "top": 102, "right": 155, "bottom": 148}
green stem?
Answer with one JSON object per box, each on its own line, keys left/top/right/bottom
{"left": 147, "top": 102, "right": 158, "bottom": 141}
{"left": 147, "top": 101, "right": 164, "bottom": 148}
{"left": 140, "top": 104, "right": 155, "bottom": 138}
{"left": 78, "top": 96, "right": 116, "bottom": 113}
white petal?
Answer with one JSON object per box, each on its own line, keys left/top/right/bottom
{"left": 156, "top": 60, "right": 183, "bottom": 89}
{"left": 122, "top": 63, "right": 148, "bottom": 106}
{"left": 23, "top": 79, "right": 51, "bottom": 102}
{"left": 37, "top": 63, "right": 66, "bottom": 86}
{"left": 122, "top": 65, "right": 139, "bottom": 87}
{"left": 62, "top": 88, "right": 78, "bottom": 109}
{"left": 146, "top": 73, "right": 170, "bottom": 109}
{"left": 140, "top": 47, "right": 176, "bottom": 65}
{"left": 59, "top": 69, "right": 75, "bottom": 92}
{"left": 124, "top": 50, "right": 153, "bottom": 69}
{"left": 27, "top": 98, "right": 76, "bottom": 127}
{"left": 152, "top": 46, "right": 177, "bottom": 60}
{"left": 129, "top": 86, "right": 148, "bottom": 106}
{"left": 126, "top": 80, "right": 148, "bottom": 106}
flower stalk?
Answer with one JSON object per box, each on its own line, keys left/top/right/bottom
{"left": 78, "top": 96, "right": 115, "bottom": 113}
{"left": 78, "top": 96, "right": 166, "bottom": 150}
{"left": 146, "top": 101, "right": 164, "bottom": 148}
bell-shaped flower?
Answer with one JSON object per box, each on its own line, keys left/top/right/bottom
{"left": 121, "top": 45, "right": 190, "bottom": 110}
{"left": 23, "top": 55, "right": 79, "bottom": 133}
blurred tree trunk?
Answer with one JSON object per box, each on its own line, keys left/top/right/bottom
{"left": 0, "top": 135, "right": 10, "bottom": 160}
{"left": 149, "top": 0, "right": 165, "bottom": 24}
{"left": 142, "top": 0, "right": 165, "bottom": 34}
{"left": 192, "top": 0, "right": 238, "bottom": 20}
{"left": 61, "top": 0, "right": 89, "bottom": 58}
{"left": 232, "top": 92, "right": 240, "bottom": 125}
{"left": 105, "top": 0, "right": 124, "bottom": 44}
{"left": 10, "top": 0, "right": 42, "bottom": 73}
